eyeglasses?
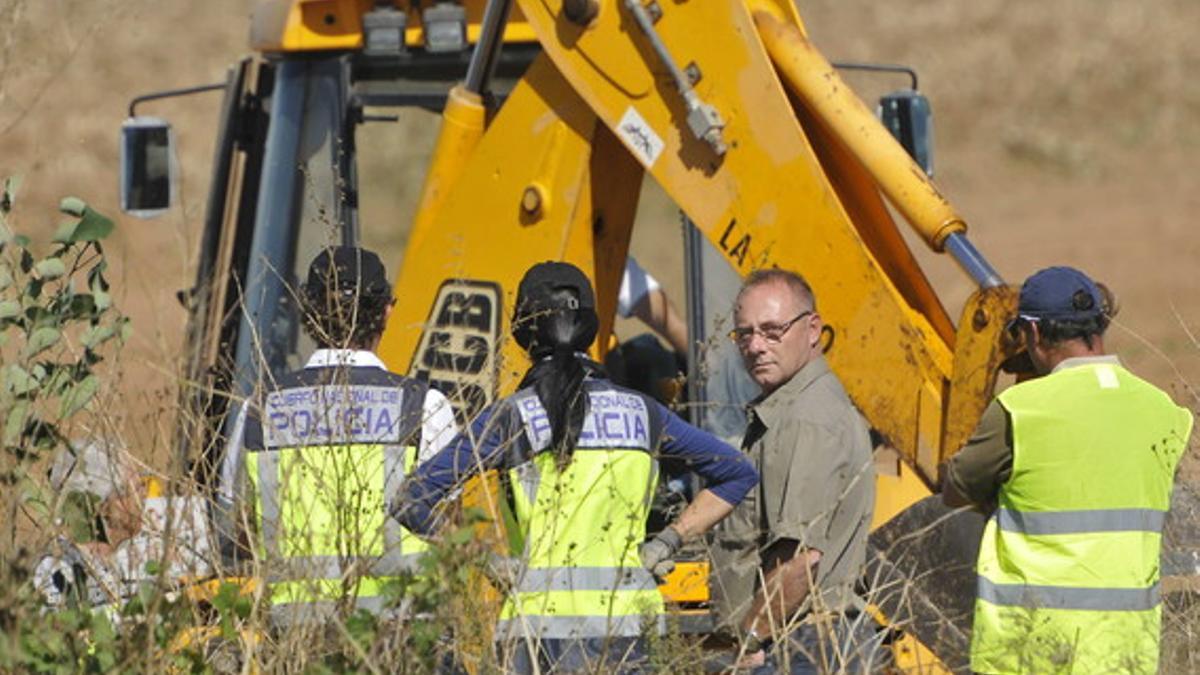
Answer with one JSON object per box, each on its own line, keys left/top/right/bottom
{"left": 729, "top": 311, "right": 813, "bottom": 345}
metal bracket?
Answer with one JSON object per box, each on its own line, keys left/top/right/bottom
{"left": 623, "top": 0, "right": 726, "bottom": 156}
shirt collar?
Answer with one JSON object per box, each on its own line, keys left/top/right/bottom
{"left": 750, "top": 355, "right": 832, "bottom": 428}
{"left": 1050, "top": 354, "right": 1121, "bottom": 374}
{"left": 305, "top": 349, "right": 388, "bottom": 370}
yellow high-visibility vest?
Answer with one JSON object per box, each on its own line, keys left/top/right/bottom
{"left": 497, "top": 387, "right": 665, "bottom": 641}
{"left": 972, "top": 361, "right": 1193, "bottom": 674}
{"left": 244, "top": 374, "right": 430, "bottom": 627}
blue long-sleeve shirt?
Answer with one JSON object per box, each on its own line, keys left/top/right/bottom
{"left": 394, "top": 381, "right": 758, "bottom": 535}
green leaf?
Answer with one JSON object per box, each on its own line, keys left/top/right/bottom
{"left": 93, "top": 289, "right": 111, "bottom": 311}
{"left": 54, "top": 204, "right": 114, "bottom": 243}
{"left": 66, "top": 293, "right": 97, "bottom": 320}
{"left": 0, "top": 299, "right": 20, "bottom": 319}
{"left": 1, "top": 176, "right": 21, "bottom": 215}
{"left": 59, "top": 196, "right": 87, "bottom": 218}
{"left": 18, "top": 476, "right": 51, "bottom": 519}
{"left": 23, "top": 327, "right": 60, "bottom": 358}
{"left": 81, "top": 324, "right": 114, "bottom": 348}
{"left": 88, "top": 260, "right": 109, "bottom": 291}
{"left": 0, "top": 263, "right": 12, "bottom": 291}
{"left": 59, "top": 375, "right": 98, "bottom": 418}
{"left": 34, "top": 257, "right": 66, "bottom": 279}
{"left": 43, "top": 364, "right": 72, "bottom": 395}
{"left": 52, "top": 220, "right": 79, "bottom": 243}
{"left": 4, "top": 400, "right": 28, "bottom": 445}
{"left": 4, "top": 364, "right": 38, "bottom": 396}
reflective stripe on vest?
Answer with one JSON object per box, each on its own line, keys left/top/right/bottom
{"left": 977, "top": 577, "right": 1161, "bottom": 612}
{"left": 262, "top": 553, "right": 425, "bottom": 583}
{"left": 502, "top": 388, "right": 663, "bottom": 639}
{"left": 995, "top": 507, "right": 1166, "bottom": 536}
{"left": 496, "top": 613, "right": 668, "bottom": 641}
{"left": 970, "top": 362, "right": 1192, "bottom": 675}
{"left": 515, "top": 566, "right": 658, "bottom": 593}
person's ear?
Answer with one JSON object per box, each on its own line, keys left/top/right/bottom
{"left": 1026, "top": 321, "right": 1041, "bottom": 349}
{"left": 809, "top": 312, "right": 823, "bottom": 348}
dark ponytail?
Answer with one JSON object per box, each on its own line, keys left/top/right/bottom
{"left": 512, "top": 262, "right": 601, "bottom": 470}
{"left": 517, "top": 305, "right": 597, "bottom": 470}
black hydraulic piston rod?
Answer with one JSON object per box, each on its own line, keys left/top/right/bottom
{"left": 464, "top": 0, "right": 515, "bottom": 95}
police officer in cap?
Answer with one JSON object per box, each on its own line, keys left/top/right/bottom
{"left": 218, "top": 246, "right": 458, "bottom": 629}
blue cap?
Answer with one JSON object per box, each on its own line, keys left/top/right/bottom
{"left": 1017, "top": 266, "right": 1104, "bottom": 322}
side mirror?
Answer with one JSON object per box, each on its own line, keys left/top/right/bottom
{"left": 879, "top": 90, "right": 934, "bottom": 177}
{"left": 119, "top": 116, "right": 177, "bottom": 218}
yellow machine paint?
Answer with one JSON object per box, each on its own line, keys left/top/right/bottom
{"left": 215, "top": 0, "right": 1021, "bottom": 668}
{"left": 251, "top": 0, "right": 537, "bottom": 53}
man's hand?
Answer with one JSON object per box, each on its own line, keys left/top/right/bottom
{"left": 639, "top": 526, "right": 683, "bottom": 581}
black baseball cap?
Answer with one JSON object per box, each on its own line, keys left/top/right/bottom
{"left": 515, "top": 261, "right": 596, "bottom": 315}
{"left": 1015, "top": 266, "right": 1104, "bottom": 323}
{"left": 304, "top": 246, "right": 391, "bottom": 301}
{"left": 512, "top": 261, "right": 598, "bottom": 352}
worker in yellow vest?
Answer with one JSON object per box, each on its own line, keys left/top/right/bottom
{"left": 943, "top": 266, "right": 1193, "bottom": 674}
{"left": 219, "top": 246, "right": 458, "bottom": 629}
{"left": 394, "top": 261, "right": 759, "bottom": 673}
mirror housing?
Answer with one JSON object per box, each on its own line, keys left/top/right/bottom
{"left": 879, "top": 90, "right": 934, "bottom": 177}
{"left": 119, "top": 116, "right": 177, "bottom": 218}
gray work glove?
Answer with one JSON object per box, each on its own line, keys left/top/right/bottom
{"left": 640, "top": 526, "right": 683, "bottom": 582}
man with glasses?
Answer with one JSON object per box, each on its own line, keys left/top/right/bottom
{"left": 710, "top": 269, "right": 882, "bottom": 673}
{"left": 943, "top": 266, "right": 1191, "bottom": 674}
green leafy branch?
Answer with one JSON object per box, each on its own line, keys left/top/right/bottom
{"left": 0, "top": 176, "right": 129, "bottom": 519}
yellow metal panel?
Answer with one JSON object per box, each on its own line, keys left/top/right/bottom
{"left": 378, "top": 55, "right": 643, "bottom": 398}
{"left": 872, "top": 456, "right": 933, "bottom": 530}
{"left": 252, "top": 0, "right": 538, "bottom": 53}
{"left": 658, "top": 561, "right": 709, "bottom": 605}
{"left": 943, "top": 286, "right": 1019, "bottom": 464}
{"left": 252, "top": 0, "right": 370, "bottom": 53}
{"left": 515, "top": 0, "right": 955, "bottom": 474}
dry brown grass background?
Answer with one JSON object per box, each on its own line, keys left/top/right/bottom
{"left": 1, "top": 0, "right": 1198, "bottom": 472}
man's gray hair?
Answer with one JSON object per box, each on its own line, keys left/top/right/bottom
{"left": 738, "top": 268, "right": 817, "bottom": 312}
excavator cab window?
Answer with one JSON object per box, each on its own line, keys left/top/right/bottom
{"left": 880, "top": 90, "right": 935, "bottom": 177}
{"left": 119, "top": 116, "right": 176, "bottom": 218}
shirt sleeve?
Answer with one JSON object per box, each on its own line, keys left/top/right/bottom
{"left": 217, "top": 401, "right": 250, "bottom": 508}
{"left": 393, "top": 404, "right": 512, "bottom": 534}
{"left": 418, "top": 387, "right": 460, "bottom": 464}
{"left": 617, "top": 256, "right": 661, "bottom": 318}
{"left": 655, "top": 403, "right": 758, "bottom": 506}
{"left": 214, "top": 400, "right": 251, "bottom": 560}
{"left": 943, "top": 399, "right": 1014, "bottom": 508}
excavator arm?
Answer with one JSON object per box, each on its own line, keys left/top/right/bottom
{"left": 377, "top": 0, "right": 1018, "bottom": 496}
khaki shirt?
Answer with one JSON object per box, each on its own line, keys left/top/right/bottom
{"left": 710, "top": 356, "right": 875, "bottom": 625}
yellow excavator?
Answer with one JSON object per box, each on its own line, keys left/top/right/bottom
{"left": 118, "top": 0, "right": 1028, "bottom": 669}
